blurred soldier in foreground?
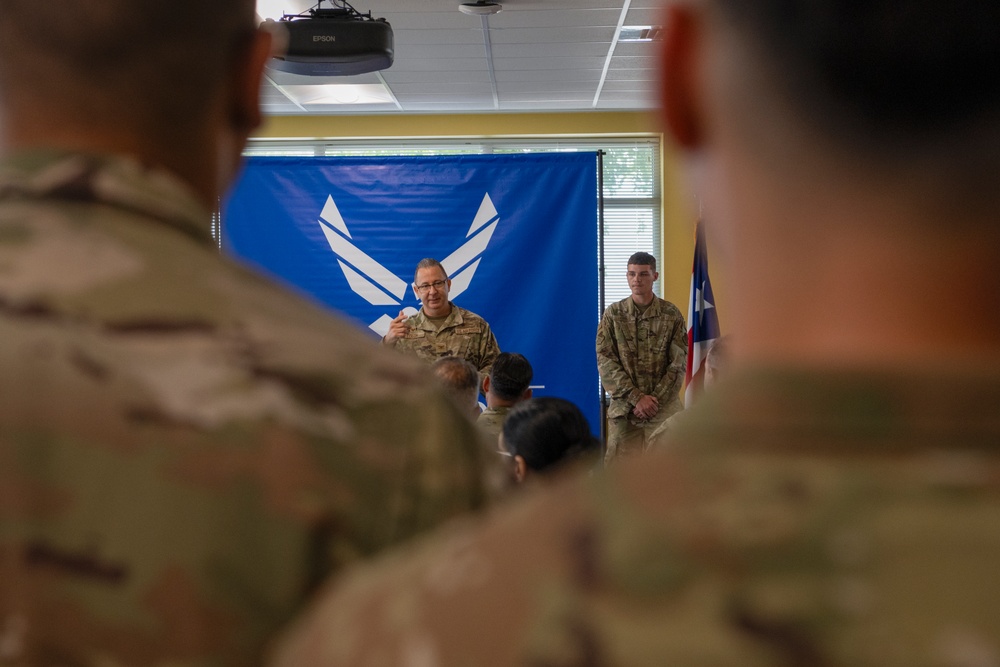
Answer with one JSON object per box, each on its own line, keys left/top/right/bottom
{"left": 597, "top": 251, "right": 687, "bottom": 462}
{"left": 270, "top": 0, "right": 1000, "bottom": 664}
{"left": 0, "top": 2, "right": 488, "bottom": 664}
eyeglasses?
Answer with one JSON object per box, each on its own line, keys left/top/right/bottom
{"left": 414, "top": 280, "right": 447, "bottom": 293}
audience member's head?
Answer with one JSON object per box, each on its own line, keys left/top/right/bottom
{"left": 627, "top": 251, "right": 657, "bottom": 273}
{"left": 0, "top": 0, "right": 271, "bottom": 206}
{"left": 501, "top": 397, "right": 600, "bottom": 483}
{"left": 432, "top": 356, "right": 481, "bottom": 418}
{"left": 485, "top": 352, "right": 533, "bottom": 407}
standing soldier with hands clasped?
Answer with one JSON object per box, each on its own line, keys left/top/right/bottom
{"left": 596, "top": 251, "right": 687, "bottom": 462}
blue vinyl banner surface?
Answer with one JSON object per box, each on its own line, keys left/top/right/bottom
{"left": 222, "top": 153, "right": 600, "bottom": 432}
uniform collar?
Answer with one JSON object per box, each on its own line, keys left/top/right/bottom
{"left": 0, "top": 150, "right": 214, "bottom": 245}
{"left": 626, "top": 295, "right": 661, "bottom": 316}
{"left": 413, "top": 302, "right": 462, "bottom": 330}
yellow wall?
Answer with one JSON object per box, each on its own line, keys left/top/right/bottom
{"left": 253, "top": 111, "right": 705, "bottom": 316}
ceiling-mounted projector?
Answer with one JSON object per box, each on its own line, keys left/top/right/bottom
{"left": 459, "top": 1, "right": 502, "bottom": 16}
{"left": 266, "top": 0, "right": 393, "bottom": 76}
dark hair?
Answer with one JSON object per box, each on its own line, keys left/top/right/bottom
{"left": 414, "top": 258, "right": 448, "bottom": 284}
{"left": 711, "top": 0, "right": 1000, "bottom": 144}
{"left": 502, "top": 397, "right": 600, "bottom": 474}
{"left": 431, "top": 356, "right": 479, "bottom": 409}
{"left": 628, "top": 252, "right": 657, "bottom": 272}
{"left": 489, "top": 353, "right": 533, "bottom": 401}
{"left": 0, "top": 1, "right": 257, "bottom": 130}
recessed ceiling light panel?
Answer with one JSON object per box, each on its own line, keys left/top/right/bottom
{"left": 619, "top": 25, "right": 664, "bottom": 42}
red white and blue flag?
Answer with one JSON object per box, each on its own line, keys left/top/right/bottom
{"left": 685, "top": 221, "right": 721, "bottom": 406}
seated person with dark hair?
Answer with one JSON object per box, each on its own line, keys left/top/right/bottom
{"left": 501, "top": 397, "right": 601, "bottom": 484}
{"left": 477, "top": 352, "right": 533, "bottom": 449}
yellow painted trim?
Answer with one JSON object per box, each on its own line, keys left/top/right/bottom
{"left": 254, "top": 111, "right": 660, "bottom": 140}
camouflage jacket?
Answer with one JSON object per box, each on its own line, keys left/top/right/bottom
{"left": 0, "top": 151, "right": 490, "bottom": 667}
{"left": 391, "top": 303, "right": 500, "bottom": 376}
{"left": 596, "top": 295, "right": 687, "bottom": 419}
{"left": 268, "top": 364, "right": 1000, "bottom": 666}
{"left": 475, "top": 406, "right": 510, "bottom": 445}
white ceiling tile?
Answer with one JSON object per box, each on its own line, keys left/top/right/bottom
{"left": 499, "top": 100, "right": 598, "bottom": 110}
{"left": 605, "top": 68, "right": 658, "bottom": 81}
{"left": 382, "top": 70, "right": 492, "bottom": 84}
{"left": 491, "top": 41, "right": 609, "bottom": 58}
{"left": 493, "top": 56, "right": 608, "bottom": 71}
{"left": 498, "top": 81, "right": 597, "bottom": 94}
{"left": 256, "top": 0, "right": 658, "bottom": 117}
{"left": 495, "top": 68, "right": 602, "bottom": 82}
{"left": 397, "top": 44, "right": 488, "bottom": 59}
{"left": 388, "top": 59, "right": 490, "bottom": 72}
{"left": 609, "top": 55, "right": 661, "bottom": 70}
{"left": 489, "top": 27, "right": 616, "bottom": 44}
{"left": 393, "top": 29, "right": 486, "bottom": 45}
{"left": 389, "top": 82, "right": 496, "bottom": 95}
{"left": 612, "top": 42, "right": 661, "bottom": 58}
{"left": 623, "top": 7, "right": 665, "bottom": 26}
{"left": 488, "top": 8, "right": 622, "bottom": 29}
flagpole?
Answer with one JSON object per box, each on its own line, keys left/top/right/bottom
{"left": 597, "top": 150, "right": 608, "bottom": 451}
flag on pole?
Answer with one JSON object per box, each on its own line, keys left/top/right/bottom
{"left": 685, "top": 221, "right": 721, "bottom": 406}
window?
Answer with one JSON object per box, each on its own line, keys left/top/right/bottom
{"left": 238, "top": 137, "right": 661, "bottom": 313}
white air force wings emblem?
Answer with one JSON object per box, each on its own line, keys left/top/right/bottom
{"left": 317, "top": 193, "right": 501, "bottom": 336}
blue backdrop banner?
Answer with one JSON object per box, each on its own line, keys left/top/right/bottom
{"left": 222, "top": 153, "right": 600, "bottom": 433}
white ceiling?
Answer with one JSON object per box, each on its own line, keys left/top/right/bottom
{"left": 256, "top": 0, "right": 664, "bottom": 115}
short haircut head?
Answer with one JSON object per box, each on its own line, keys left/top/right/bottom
{"left": 707, "top": 0, "right": 1000, "bottom": 207}
{"left": 0, "top": 1, "right": 257, "bottom": 135}
{"left": 628, "top": 252, "right": 657, "bottom": 272}
{"left": 502, "top": 397, "right": 600, "bottom": 474}
{"left": 414, "top": 258, "right": 448, "bottom": 284}
{"left": 488, "top": 353, "right": 533, "bottom": 401}
{"left": 431, "top": 356, "right": 480, "bottom": 411}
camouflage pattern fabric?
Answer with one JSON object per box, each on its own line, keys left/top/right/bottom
{"left": 0, "top": 151, "right": 490, "bottom": 667}
{"left": 596, "top": 295, "right": 687, "bottom": 458}
{"left": 268, "top": 365, "right": 1000, "bottom": 666}
{"left": 390, "top": 304, "right": 500, "bottom": 377}
{"left": 475, "top": 406, "right": 509, "bottom": 442}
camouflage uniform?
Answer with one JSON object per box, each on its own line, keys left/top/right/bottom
{"left": 475, "top": 406, "right": 510, "bottom": 446}
{"left": 269, "top": 365, "right": 1000, "bottom": 667}
{"left": 390, "top": 303, "right": 500, "bottom": 377}
{"left": 596, "top": 295, "right": 687, "bottom": 462}
{"left": 0, "top": 151, "right": 490, "bottom": 667}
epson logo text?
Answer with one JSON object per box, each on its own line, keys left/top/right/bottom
{"left": 313, "top": 35, "right": 335, "bottom": 42}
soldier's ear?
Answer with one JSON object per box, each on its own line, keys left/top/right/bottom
{"left": 483, "top": 375, "right": 492, "bottom": 394}
{"left": 522, "top": 388, "right": 533, "bottom": 400}
{"left": 660, "top": 3, "right": 706, "bottom": 149}
{"left": 513, "top": 456, "right": 528, "bottom": 483}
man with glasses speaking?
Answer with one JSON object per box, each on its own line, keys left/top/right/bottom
{"left": 382, "top": 258, "right": 501, "bottom": 382}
